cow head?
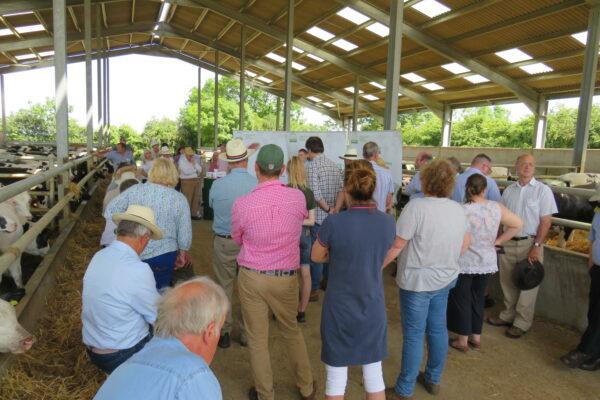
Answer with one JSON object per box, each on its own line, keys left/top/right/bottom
{"left": 0, "top": 205, "right": 19, "bottom": 233}
{"left": 6, "top": 192, "right": 33, "bottom": 222}
{"left": 0, "top": 299, "right": 35, "bottom": 353}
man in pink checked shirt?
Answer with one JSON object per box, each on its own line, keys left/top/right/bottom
{"left": 231, "top": 144, "right": 316, "bottom": 400}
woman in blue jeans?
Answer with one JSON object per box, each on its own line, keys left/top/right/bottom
{"left": 382, "top": 159, "right": 471, "bottom": 399}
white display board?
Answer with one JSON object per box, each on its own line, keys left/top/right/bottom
{"left": 232, "top": 130, "right": 403, "bottom": 186}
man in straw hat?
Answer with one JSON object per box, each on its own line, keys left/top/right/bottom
{"left": 232, "top": 144, "right": 316, "bottom": 400}
{"left": 209, "top": 139, "right": 257, "bottom": 348}
{"left": 178, "top": 147, "right": 203, "bottom": 219}
{"left": 82, "top": 205, "right": 163, "bottom": 373}
{"left": 93, "top": 276, "right": 229, "bottom": 399}
{"left": 159, "top": 145, "right": 173, "bottom": 158}
{"left": 338, "top": 147, "right": 360, "bottom": 167}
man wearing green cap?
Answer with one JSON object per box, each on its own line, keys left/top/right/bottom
{"left": 232, "top": 144, "right": 316, "bottom": 400}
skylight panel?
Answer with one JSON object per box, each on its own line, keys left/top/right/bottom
{"left": 366, "top": 22, "right": 389, "bottom": 37}
{"left": 266, "top": 52, "right": 286, "bottom": 63}
{"left": 0, "top": 29, "right": 12, "bottom": 36}
{"left": 332, "top": 39, "right": 357, "bottom": 51}
{"left": 362, "top": 94, "right": 379, "bottom": 101}
{"left": 158, "top": 3, "right": 171, "bottom": 22}
{"left": 257, "top": 76, "right": 273, "bottom": 84}
{"left": 464, "top": 74, "right": 489, "bottom": 84}
{"left": 402, "top": 72, "right": 425, "bottom": 83}
{"left": 15, "top": 54, "right": 36, "bottom": 61}
{"left": 322, "top": 102, "right": 335, "bottom": 108}
{"left": 442, "top": 62, "right": 470, "bottom": 74}
{"left": 369, "top": 81, "right": 385, "bottom": 89}
{"left": 412, "top": 0, "right": 451, "bottom": 18}
{"left": 307, "top": 96, "right": 321, "bottom": 102}
{"left": 495, "top": 48, "right": 532, "bottom": 63}
{"left": 15, "top": 24, "right": 45, "bottom": 34}
{"left": 572, "top": 32, "right": 587, "bottom": 45}
{"left": 245, "top": 70, "right": 257, "bottom": 77}
{"left": 422, "top": 83, "right": 444, "bottom": 91}
{"left": 306, "top": 53, "right": 324, "bottom": 62}
{"left": 306, "top": 26, "right": 335, "bottom": 41}
{"left": 336, "top": 7, "right": 370, "bottom": 25}
{"left": 293, "top": 46, "right": 304, "bottom": 53}
{"left": 344, "top": 86, "right": 364, "bottom": 94}
{"left": 3, "top": 11, "right": 34, "bottom": 17}
{"left": 519, "top": 63, "right": 553, "bottom": 75}
{"left": 38, "top": 50, "right": 54, "bottom": 57}
{"left": 292, "top": 61, "right": 306, "bottom": 71}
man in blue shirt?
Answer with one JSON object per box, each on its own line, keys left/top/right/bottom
{"left": 94, "top": 276, "right": 229, "bottom": 400}
{"left": 99, "top": 143, "right": 135, "bottom": 169}
{"left": 82, "top": 205, "right": 163, "bottom": 373}
{"left": 451, "top": 153, "right": 502, "bottom": 203}
{"left": 405, "top": 152, "right": 432, "bottom": 201}
{"left": 209, "top": 139, "right": 257, "bottom": 348}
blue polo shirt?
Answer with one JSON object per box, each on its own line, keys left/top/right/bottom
{"left": 93, "top": 336, "right": 222, "bottom": 400}
{"left": 451, "top": 167, "right": 502, "bottom": 203}
{"left": 209, "top": 168, "right": 257, "bottom": 236}
{"left": 105, "top": 150, "right": 135, "bottom": 168}
{"left": 590, "top": 211, "right": 600, "bottom": 266}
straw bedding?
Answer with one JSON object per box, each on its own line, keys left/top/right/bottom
{"left": 0, "top": 179, "right": 109, "bottom": 400}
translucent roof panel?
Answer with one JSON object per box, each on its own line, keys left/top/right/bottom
{"left": 3, "top": 11, "right": 34, "bottom": 17}
{"left": 344, "top": 86, "right": 364, "bottom": 94}
{"left": 266, "top": 52, "right": 285, "bottom": 63}
{"left": 322, "top": 102, "right": 335, "bottom": 108}
{"left": 293, "top": 46, "right": 304, "bottom": 53}
{"left": 306, "top": 26, "right": 335, "bottom": 41}
{"left": 401, "top": 72, "right": 425, "bottom": 83}
{"left": 332, "top": 39, "right": 358, "bottom": 51}
{"left": 422, "top": 83, "right": 444, "bottom": 91}
{"left": 519, "top": 63, "right": 553, "bottom": 75}
{"left": 411, "top": 0, "right": 451, "bottom": 18}
{"left": 336, "top": 7, "right": 370, "bottom": 25}
{"left": 0, "top": 29, "right": 12, "bottom": 36}
{"left": 292, "top": 61, "right": 306, "bottom": 71}
{"left": 15, "top": 54, "right": 36, "bottom": 61}
{"left": 362, "top": 94, "right": 379, "bottom": 101}
{"left": 14, "top": 24, "right": 45, "bottom": 34}
{"left": 158, "top": 3, "right": 171, "bottom": 22}
{"left": 571, "top": 31, "right": 587, "bottom": 45}
{"left": 307, "top": 96, "right": 321, "bottom": 102}
{"left": 441, "top": 62, "right": 470, "bottom": 74}
{"left": 366, "top": 22, "right": 389, "bottom": 37}
{"left": 464, "top": 74, "right": 490, "bottom": 84}
{"left": 245, "top": 70, "right": 257, "bottom": 77}
{"left": 495, "top": 48, "right": 532, "bottom": 63}
{"left": 38, "top": 50, "right": 54, "bottom": 57}
{"left": 306, "top": 53, "right": 324, "bottom": 62}
{"left": 369, "top": 81, "right": 385, "bottom": 89}
{"left": 257, "top": 76, "right": 273, "bottom": 83}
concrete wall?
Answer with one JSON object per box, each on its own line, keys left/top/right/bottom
{"left": 403, "top": 146, "right": 600, "bottom": 174}
{"left": 489, "top": 246, "right": 590, "bottom": 332}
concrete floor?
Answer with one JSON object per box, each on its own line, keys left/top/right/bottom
{"left": 185, "top": 220, "right": 600, "bottom": 400}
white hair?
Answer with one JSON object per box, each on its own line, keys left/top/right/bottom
{"left": 116, "top": 220, "right": 151, "bottom": 238}
{"left": 154, "top": 276, "right": 230, "bottom": 338}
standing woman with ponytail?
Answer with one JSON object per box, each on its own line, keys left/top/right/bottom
{"left": 312, "top": 160, "right": 395, "bottom": 400}
{"left": 447, "top": 173, "right": 523, "bottom": 351}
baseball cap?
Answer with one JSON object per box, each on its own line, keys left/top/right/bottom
{"left": 256, "top": 144, "right": 284, "bottom": 172}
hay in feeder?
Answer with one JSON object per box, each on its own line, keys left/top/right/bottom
{"left": 0, "top": 179, "right": 110, "bottom": 400}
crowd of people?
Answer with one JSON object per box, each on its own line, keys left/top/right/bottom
{"left": 80, "top": 135, "right": 599, "bottom": 400}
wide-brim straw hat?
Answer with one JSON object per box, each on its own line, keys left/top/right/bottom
{"left": 339, "top": 148, "right": 359, "bottom": 160}
{"left": 159, "top": 146, "right": 172, "bottom": 155}
{"left": 115, "top": 171, "right": 139, "bottom": 185}
{"left": 219, "top": 139, "right": 255, "bottom": 163}
{"left": 512, "top": 259, "right": 544, "bottom": 290}
{"left": 113, "top": 205, "right": 163, "bottom": 240}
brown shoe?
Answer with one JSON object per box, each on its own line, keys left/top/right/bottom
{"left": 486, "top": 316, "right": 511, "bottom": 327}
{"left": 560, "top": 350, "right": 592, "bottom": 368}
{"left": 300, "top": 381, "right": 317, "bottom": 400}
{"left": 505, "top": 326, "right": 526, "bottom": 339}
{"left": 417, "top": 371, "right": 440, "bottom": 395}
{"left": 449, "top": 339, "right": 469, "bottom": 353}
{"left": 385, "top": 387, "right": 412, "bottom": 400}
{"left": 248, "top": 387, "right": 258, "bottom": 400}
{"left": 309, "top": 290, "right": 319, "bottom": 302}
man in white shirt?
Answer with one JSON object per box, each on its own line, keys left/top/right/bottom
{"left": 362, "top": 141, "right": 394, "bottom": 213}
{"left": 82, "top": 205, "right": 163, "bottom": 373}
{"left": 487, "top": 154, "right": 557, "bottom": 338}
{"left": 178, "top": 147, "right": 203, "bottom": 220}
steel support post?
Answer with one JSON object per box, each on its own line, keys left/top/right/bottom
{"left": 96, "top": 6, "right": 103, "bottom": 147}
{"left": 197, "top": 67, "right": 202, "bottom": 148}
{"left": 533, "top": 96, "right": 548, "bottom": 149}
{"left": 0, "top": 75, "right": 6, "bottom": 145}
{"left": 84, "top": 0, "right": 93, "bottom": 152}
{"left": 573, "top": 1, "right": 600, "bottom": 170}
{"left": 283, "top": 0, "right": 294, "bottom": 131}
{"left": 383, "top": 0, "right": 403, "bottom": 130}
{"left": 352, "top": 74, "right": 359, "bottom": 132}
{"left": 441, "top": 105, "right": 452, "bottom": 146}
{"left": 103, "top": 55, "right": 108, "bottom": 144}
{"left": 214, "top": 51, "right": 219, "bottom": 149}
{"left": 53, "top": 0, "right": 69, "bottom": 226}
{"left": 239, "top": 24, "right": 246, "bottom": 131}
{"left": 106, "top": 56, "right": 110, "bottom": 143}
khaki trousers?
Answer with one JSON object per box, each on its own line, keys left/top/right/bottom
{"left": 212, "top": 235, "right": 245, "bottom": 337}
{"left": 180, "top": 178, "right": 201, "bottom": 217}
{"left": 238, "top": 267, "right": 314, "bottom": 400}
{"left": 498, "top": 237, "right": 543, "bottom": 331}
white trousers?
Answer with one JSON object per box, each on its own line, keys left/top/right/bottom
{"left": 325, "top": 361, "right": 385, "bottom": 396}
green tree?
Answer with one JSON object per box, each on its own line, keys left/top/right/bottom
{"left": 142, "top": 117, "right": 178, "bottom": 149}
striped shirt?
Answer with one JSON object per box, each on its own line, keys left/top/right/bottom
{"left": 231, "top": 180, "right": 307, "bottom": 271}
{"left": 306, "top": 154, "right": 343, "bottom": 224}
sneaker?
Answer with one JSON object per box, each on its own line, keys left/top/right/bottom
{"left": 297, "top": 311, "right": 306, "bottom": 323}
{"left": 218, "top": 333, "right": 230, "bottom": 348}
{"left": 385, "top": 388, "right": 412, "bottom": 399}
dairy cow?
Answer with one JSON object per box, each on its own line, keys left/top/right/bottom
{"left": 0, "top": 202, "right": 24, "bottom": 288}
{"left": 0, "top": 298, "right": 35, "bottom": 353}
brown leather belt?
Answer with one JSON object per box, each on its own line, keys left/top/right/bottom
{"left": 511, "top": 236, "right": 534, "bottom": 241}
{"left": 88, "top": 346, "right": 118, "bottom": 354}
